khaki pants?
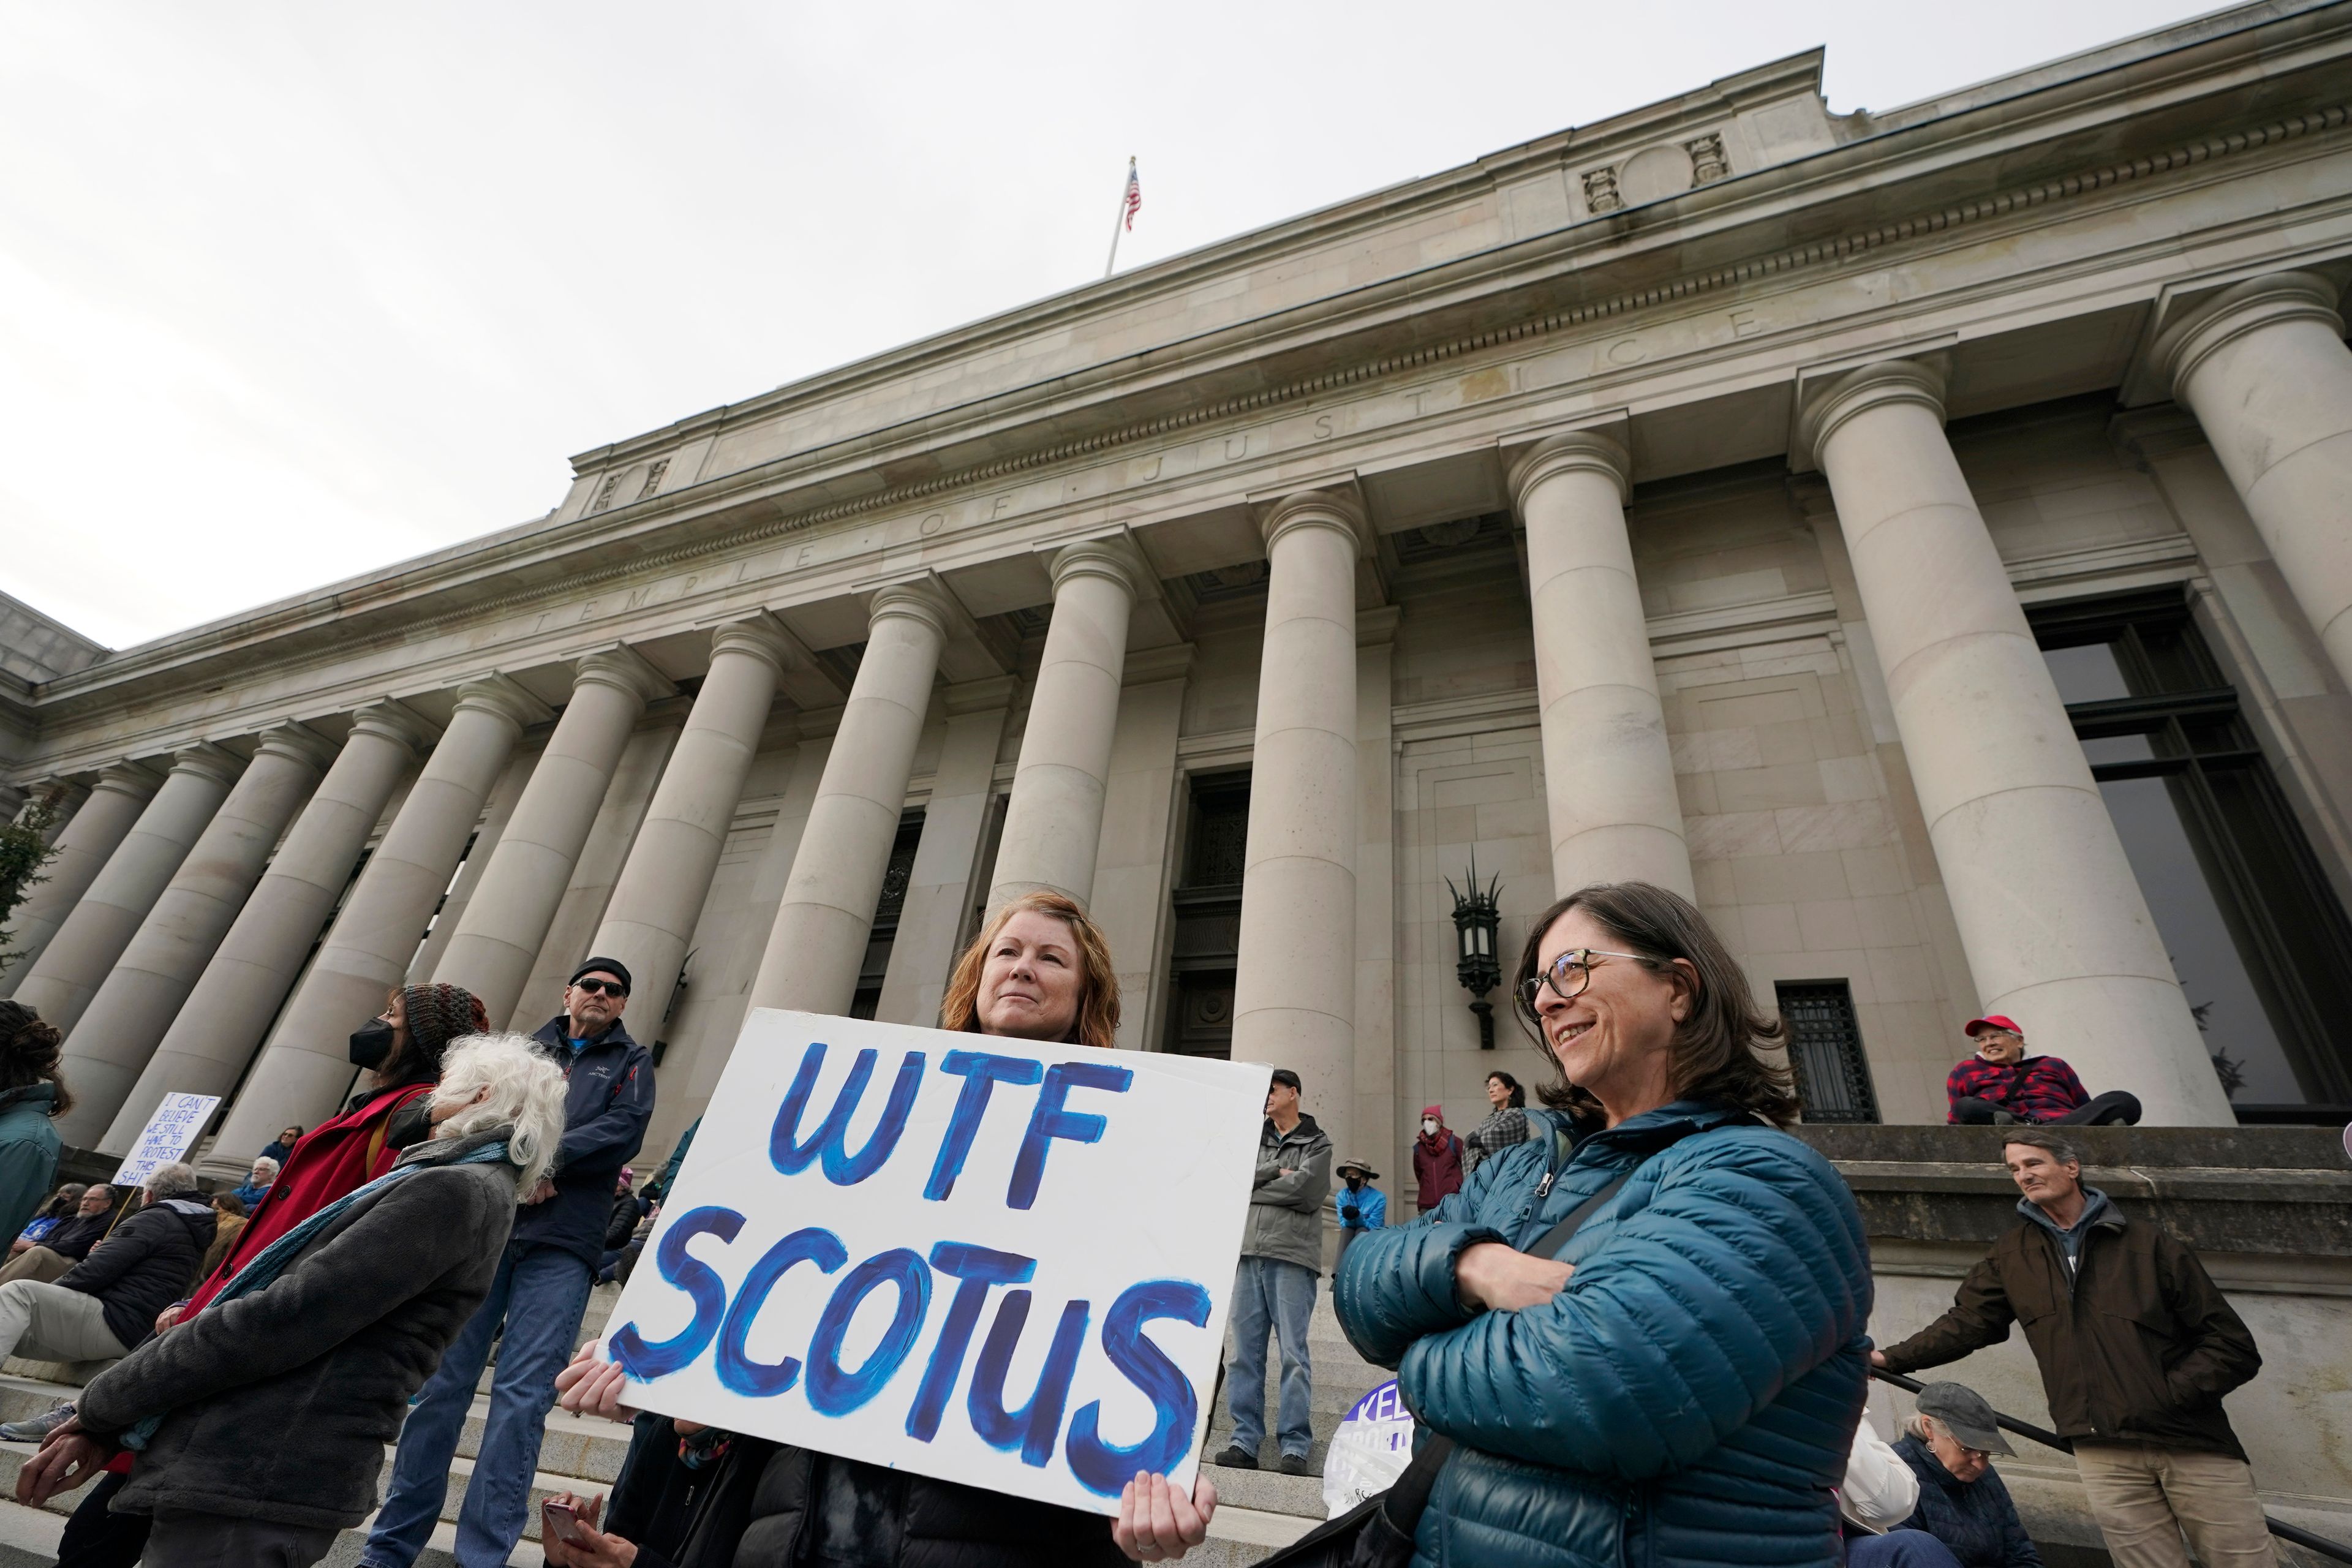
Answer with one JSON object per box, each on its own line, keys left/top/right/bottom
{"left": 0, "top": 1246, "right": 78, "bottom": 1284}
{"left": 2074, "top": 1441, "right": 2278, "bottom": 1568}
{"left": 0, "top": 1279, "right": 131, "bottom": 1364}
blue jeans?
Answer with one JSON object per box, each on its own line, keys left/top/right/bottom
{"left": 1847, "top": 1529, "right": 1967, "bottom": 1567}
{"left": 361, "top": 1239, "right": 594, "bottom": 1568}
{"left": 1226, "top": 1255, "right": 1316, "bottom": 1460}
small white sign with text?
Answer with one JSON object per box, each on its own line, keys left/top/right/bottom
{"left": 112, "top": 1092, "right": 223, "bottom": 1191}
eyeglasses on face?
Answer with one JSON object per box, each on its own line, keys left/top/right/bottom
{"left": 572, "top": 979, "right": 625, "bottom": 998}
{"left": 1514, "top": 948, "right": 1658, "bottom": 1014}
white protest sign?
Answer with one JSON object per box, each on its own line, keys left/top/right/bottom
{"left": 605, "top": 1008, "right": 1270, "bottom": 1516}
{"left": 112, "top": 1092, "right": 222, "bottom": 1190}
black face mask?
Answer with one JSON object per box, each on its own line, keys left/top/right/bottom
{"left": 348, "top": 1020, "right": 397, "bottom": 1070}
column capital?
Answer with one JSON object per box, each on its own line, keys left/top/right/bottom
{"left": 573, "top": 644, "right": 676, "bottom": 707}
{"left": 707, "top": 610, "right": 807, "bottom": 673}
{"left": 1045, "top": 534, "right": 1150, "bottom": 599}
{"left": 1796, "top": 358, "right": 1948, "bottom": 466}
{"left": 346, "top": 699, "right": 438, "bottom": 756}
{"left": 1506, "top": 430, "right": 1632, "bottom": 510}
{"left": 252, "top": 719, "right": 339, "bottom": 774}
{"left": 168, "top": 741, "right": 247, "bottom": 789}
{"left": 1256, "top": 488, "right": 1371, "bottom": 556}
{"left": 450, "top": 673, "right": 555, "bottom": 736}
{"left": 867, "top": 578, "right": 956, "bottom": 639}
{"left": 15, "top": 777, "right": 89, "bottom": 818}
{"left": 91, "top": 759, "right": 167, "bottom": 801}
{"left": 2151, "top": 271, "right": 2345, "bottom": 395}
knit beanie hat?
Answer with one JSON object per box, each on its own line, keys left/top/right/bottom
{"left": 401, "top": 983, "right": 489, "bottom": 1071}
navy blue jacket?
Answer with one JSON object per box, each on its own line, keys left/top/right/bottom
{"left": 1889, "top": 1433, "right": 2042, "bottom": 1567}
{"left": 1335, "top": 1102, "right": 1874, "bottom": 1568}
{"left": 518, "top": 1016, "right": 655, "bottom": 1265}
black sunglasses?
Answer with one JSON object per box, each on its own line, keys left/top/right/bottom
{"left": 572, "top": 979, "right": 626, "bottom": 997}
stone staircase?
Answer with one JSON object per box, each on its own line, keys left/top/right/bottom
{"left": 0, "top": 1275, "right": 1388, "bottom": 1566}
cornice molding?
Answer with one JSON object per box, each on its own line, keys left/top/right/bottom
{"left": 21, "top": 67, "right": 2352, "bottom": 722}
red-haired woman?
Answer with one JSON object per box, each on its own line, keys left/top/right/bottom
{"left": 547, "top": 891, "right": 1219, "bottom": 1567}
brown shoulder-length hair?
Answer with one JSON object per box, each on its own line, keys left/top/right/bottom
{"left": 0, "top": 1000, "right": 72, "bottom": 1117}
{"left": 938, "top": 890, "right": 1121, "bottom": 1051}
{"left": 1510, "top": 881, "right": 1799, "bottom": 1126}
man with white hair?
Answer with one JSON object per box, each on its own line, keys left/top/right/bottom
{"left": 0, "top": 1163, "right": 213, "bottom": 1371}
{"left": 229, "top": 1154, "right": 279, "bottom": 1212}
{"left": 14, "top": 1033, "right": 570, "bottom": 1568}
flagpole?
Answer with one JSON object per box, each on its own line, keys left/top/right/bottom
{"left": 1104, "top": 156, "right": 1134, "bottom": 280}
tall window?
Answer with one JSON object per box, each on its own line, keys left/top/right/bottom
{"left": 2033, "top": 591, "right": 2352, "bottom": 1120}
{"left": 850, "top": 810, "right": 926, "bottom": 1021}
{"left": 1163, "top": 773, "right": 1250, "bottom": 1058}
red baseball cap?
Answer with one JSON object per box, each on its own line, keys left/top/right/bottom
{"left": 1965, "top": 1014, "right": 2022, "bottom": 1037}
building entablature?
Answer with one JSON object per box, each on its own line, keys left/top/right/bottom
{"left": 13, "top": 1, "right": 2352, "bottom": 780}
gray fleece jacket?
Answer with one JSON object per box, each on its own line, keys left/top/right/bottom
{"left": 1242, "top": 1112, "right": 1333, "bottom": 1275}
{"left": 75, "top": 1136, "right": 519, "bottom": 1530}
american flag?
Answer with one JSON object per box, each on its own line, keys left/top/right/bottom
{"left": 1123, "top": 159, "right": 1142, "bottom": 230}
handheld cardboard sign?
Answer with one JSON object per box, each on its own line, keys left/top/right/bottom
{"left": 603, "top": 1009, "right": 1272, "bottom": 1515}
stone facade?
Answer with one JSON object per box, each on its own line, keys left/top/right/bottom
{"left": 6, "top": 4, "right": 2352, "bottom": 1194}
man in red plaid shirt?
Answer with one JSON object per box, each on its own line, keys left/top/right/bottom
{"left": 1945, "top": 1014, "right": 2144, "bottom": 1126}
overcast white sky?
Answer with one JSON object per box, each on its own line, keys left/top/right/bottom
{"left": 2, "top": 1, "right": 2220, "bottom": 651}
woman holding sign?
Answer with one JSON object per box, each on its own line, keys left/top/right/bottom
{"left": 1334, "top": 881, "right": 1873, "bottom": 1568}
{"left": 551, "top": 891, "right": 1219, "bottom": 1567}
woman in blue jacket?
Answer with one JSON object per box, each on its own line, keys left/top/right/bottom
{"left": 1335, "top": 881, "right": 1874, "bottom": 1568}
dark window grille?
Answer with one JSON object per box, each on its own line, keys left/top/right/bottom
{"left": 1166, "top": 773, "right": 1251, "bottom": 1057}
{"left": 1777, "top": 981, "right": 1879, "bottom": 1124}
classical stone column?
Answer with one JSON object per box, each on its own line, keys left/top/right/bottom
{"left": 105, "top": 703, "right": 432, "bottom": 1153}
{"left": 1509, "top": 432, "right": 1695, "bottom": 899}
{"left": 1801, "top": 360, "right": 2231, "bottom": 1126}
{"left": 10, "top": 745, "right": 244, "bottom": 1038}
{"left": 214, "top": 677, "right": 548, "bottom": 1158}
{"left": 2155, "top": 272, "right": 2352, "bottom": 693}
{"left": 435, "top": 647, "right": 673, "bottom": 1024}
{"left": 55, "top": 722, "right": 337, "bottom": 1145}
{"left": 590, "top": 617, "right": 793, "bottom": 1031}
{"left": 988, "top": 541, "right": 1138, "bottom": 909}
{"left": 748, "top": 584, "right": 948, "bottom": 1013}
{"left": 1231, "top": 492, "right": 1363, "bottom": 1156}
{"left": 0, "top": 762, "right": 160, "bottom": 991}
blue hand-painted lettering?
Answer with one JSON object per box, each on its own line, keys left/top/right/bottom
{"left": 906, "top": 1242, "right": 1035, "bottom": 1441}
{"left": 1007, "top": 1061, "right": 1133, "bottom": 1210}
{"left": 716, "top": 1226, "right": 846, "bottom": 1397}
{"left": 968, "top": 1291, "right": 1091, "bottom": 1468}
{"left": 924, "top": 1051, "right": 1044, "bottom": 1201}
{"left": 608, "top": 1207, "right": 743, "bottom": 1379}
{"left": 771, "top": 1042, "right": 927, "bottom": 1185}
{"left": 1065, "top": 1278, "right": 1209, "bottom": 1496}
{"left": 806, "top": 1247, "right": 933, "bottom": 1417}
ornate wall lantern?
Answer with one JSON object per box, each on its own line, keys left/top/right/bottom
{"left": 1446, "top": 858, "right": 1504, "bottom": 1050}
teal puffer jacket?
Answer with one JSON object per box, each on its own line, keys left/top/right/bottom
{"left": 1333, "top": 1101, "right": 1872, "bottom": 1568}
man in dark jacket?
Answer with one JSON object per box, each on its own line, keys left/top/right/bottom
{"left": 0, "top": 1164, "right": 211, "bottom": 1367}
{"left": 1875, "top": 1129, "right": 2273, "bottom": 1568}
{"left": 361, "top": 957, "right": 654, "bottom": 1568}
{"left": 1213, "top": 1067, "right": 1332, "bottom": 1476}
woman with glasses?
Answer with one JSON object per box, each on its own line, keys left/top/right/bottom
{"left": 1333, "top": 881, "right": 1873, "bottom": 1568}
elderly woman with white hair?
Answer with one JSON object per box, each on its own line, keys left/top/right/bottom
{"left": 228, "top": 1153, "right": 279, "bottom": 1212}
{"left": 13, "top": 1033, "right": 568, "bottom": 1568}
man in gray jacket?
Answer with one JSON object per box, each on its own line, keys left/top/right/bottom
{"left": 1214, "top": 1066, "right": 1333, "bottom": 1476}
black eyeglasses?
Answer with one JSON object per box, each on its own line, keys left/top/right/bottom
{"left": 573, "top": 979, "right": 625, "bottom": 998}
{"left": 1514, "top": 948, "right": 1658, "bottom": 1016}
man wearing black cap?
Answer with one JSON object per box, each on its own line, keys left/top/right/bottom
{"left": 360, "top": 957, "right": 654, "bottom": 1568}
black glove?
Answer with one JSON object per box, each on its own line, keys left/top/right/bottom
{"left": 1340, "top": 1205, "right": 1360, "bottom": 1224}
